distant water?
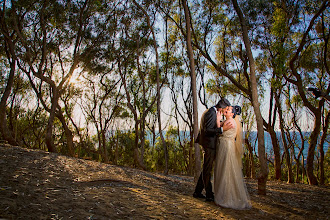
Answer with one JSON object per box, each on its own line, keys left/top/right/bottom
{"left": 248, "top": 131, "right": 329, "bottom": 160}
{"left": 146, "top": 131, "right": 329, "bottom": 160}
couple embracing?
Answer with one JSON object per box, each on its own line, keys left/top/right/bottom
{"left": 193, "top": 98, "right": 251, "bottom": 210}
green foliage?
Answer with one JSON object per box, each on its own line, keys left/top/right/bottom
{"left": 11, "top": 107, "right": 48, "bottom": 150}
{"left": 146, "top": 126, "right": 190, "bottom": 174}
{"left": 108, "top": 131, "right": 136, "bottom": 167}
{"left": 300, "top": 44, "right": 323, "bottom": 72}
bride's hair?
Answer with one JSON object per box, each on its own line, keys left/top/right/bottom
{"left": 234, "top": 115, "right": 243, "bottom": 167}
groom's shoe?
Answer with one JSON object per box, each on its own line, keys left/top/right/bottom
{"left": 205, "top": 196, "right": 214, "bottom": 202}
{"left": 193, "top": 192, "right": 206, "bottom": 199}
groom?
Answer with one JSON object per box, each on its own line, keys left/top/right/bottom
{"left": 193, "top": 98, "right": 233, "bottom": 202}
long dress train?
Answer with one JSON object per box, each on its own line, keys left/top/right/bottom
{"left": 213, "top": 120, "right": 251, "bottom": 210}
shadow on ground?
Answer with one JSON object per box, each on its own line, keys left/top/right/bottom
{"left": 0, "top": 144, "right": 329, "bottom": 219}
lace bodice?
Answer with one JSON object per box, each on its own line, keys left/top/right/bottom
{"left": 220, "top": 119, "right": 237, "bottom": 139}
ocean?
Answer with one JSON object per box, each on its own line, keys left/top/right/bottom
{"left": 248, "top": 131, "right": 329, "bottom": 159}
{"left": 147, "top": 130, "right": 329, "bottom": 159}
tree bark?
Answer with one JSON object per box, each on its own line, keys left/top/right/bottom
{"left": 306, "top": 114, "right": 322, "bottom": 185}
{"left": 232, "top": 0, "right": 268, "bottom": 195}
{"left": 318, "top": 112, "right": 329, "bottom": 185}
{"left": 56, "top": 109, "right": 75, "bottom": 157}
{"left": 267, "top": 127, "right": 281, "bottom": 180}
{"left": 275, "top": 95, "right": 294, "bottom": 183}
{"left": 45, "top": 89, "right": 59, "bottom": 153}
{"left": 245, "top": 137, "right": 255, "bottom": 178}
{"left": 266, "top": 88, "right": 281, "bottom": 180}
{"left": 182, "top": 0, "right": 201, "bottom": 181}
{"left": 0, "top": 13, "right": 19, "bottom": 146}
{"left": 0, "top": 57, "right": 18, "bottom": 146}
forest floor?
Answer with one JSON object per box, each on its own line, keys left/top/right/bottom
{"left": 0, "top": 144, "right": 329, "bottom": 220}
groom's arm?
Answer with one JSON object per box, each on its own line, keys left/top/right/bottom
{"left": 204, "top": 110, "right": 223, "bottom": 136}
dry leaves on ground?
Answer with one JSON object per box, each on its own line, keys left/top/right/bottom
{"left": 0, "top": 144, "right": 329, "bottom": 220}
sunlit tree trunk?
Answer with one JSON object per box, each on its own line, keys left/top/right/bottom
{"left": 182, "top": 0, "right": 200, "bottom": 181}
{"left": 232, "top": 0, "right": 268, "bottom": 195}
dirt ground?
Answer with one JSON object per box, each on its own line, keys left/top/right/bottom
{"left": 0, "top": 144, "right": 329, "bottom": 220}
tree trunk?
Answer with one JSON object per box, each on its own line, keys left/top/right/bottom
{"left": 115, "top": 134, "right": 119, "bottom": 165}
{"left": 295, "top": 157, "right": 300, "bottom": 183}
{"left": 232, "top": 0, "right": 268, "bottom": 194}
{"left": 302, "top": 154, "right": 305, "bottom": 183}
{"left": 268, "top": 128, "right": 281, "bottom": 180}
{"left": 275, "top": 95, "right": 294, "bottom": 183}
{"left": 189, "top": 129, "right": 194, "bottom": 175}
{"left": 101, "top": 129, "right": 108, "bottom": 163}
{"left": 266, "top": 88, "right": 281, "bottom": 180}
{"left": 306, "top": 113, "right": 321, "bottom": 185}
{"left": 56, "top": 110, "right": 75, "bottom": 157}
{"left": 134, "top": 121, "right": 146, "bottom": 170}
{"left": 319, "top": 112, "right": 329, "bottom": 185}
{"left": 182, "top": 0, "right": 200, "bottom": 181}
{"left": 45, "top": 91, "right": 59, "bottom": 153}
{"left": 245, "top": 137, "right": 255, "bottom": 178}
{"left": 0, "top": 40, "right": 18, "bottom": 146}
{"left": 281, "top": 133, "right": 294, "bottom": 183}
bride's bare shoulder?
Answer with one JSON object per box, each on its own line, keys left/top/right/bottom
{"left": 224, "top": 118, "right": 235, "bottom": 126}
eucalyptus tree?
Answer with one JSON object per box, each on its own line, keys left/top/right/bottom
{"left": 231, "top": 0, "right": 268, "bottom": 194}
{"left": 0, "top": 1, "right": 20, "bottom": 145}
{"left": 117, "top": 56, "right": 159, "bottom": 169}
{"left": 158, "top": 0, "right": 211, "bottom": 179}
{"left": 168, "top": 67, "right": 195, "bottom": 175}
{"left": 241, "top": 102, "right": 256, "bottom": 179}
{"left": 7, "top": 73, "right": 32, "bottom": 142}
{"left": 286, "top": 0, "right": 329, "bottom": 185}
{"left": 284, "top": 86, "right": 309, "bottom": 183}
{"left": 181, "top": 0, "right": 201, "bottom": 180}
{"left": 248, "top": 0, "right": 298, "bottom": 181}
{"left": 132, "top": 0, "right": 169, "bottom": 174}
{"left": 80, "top": 72, "right": 122, "bottom": 163}
{"left": 159, "top": 16, "right": 196, "bottom": 174}
{"left": 6, "top": 0, "right": 121, "bottom": 154}
{"left": 109, "top": 1, "right": 160, "bottom": 169}
{"left": 249, "top": 0, "right": 301, "bottom": 182}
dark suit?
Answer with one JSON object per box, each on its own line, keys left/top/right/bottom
{"left": 194, "top": 107, "right": 223, "bottom": 198}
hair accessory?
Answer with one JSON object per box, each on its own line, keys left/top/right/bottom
{"left": 232, "top": 105, "right": 242, "bottom": 117}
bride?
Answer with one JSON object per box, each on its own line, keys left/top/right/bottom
{"left": 213, "top": 106, "right": 251, "bottom": 210}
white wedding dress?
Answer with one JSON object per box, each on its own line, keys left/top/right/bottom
{"left": 214, "top": 120, "right": 251, "bottom": 210}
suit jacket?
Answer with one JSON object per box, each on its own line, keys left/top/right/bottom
{"left": 196, "top": 107, "right": 223, "bottom": 149}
